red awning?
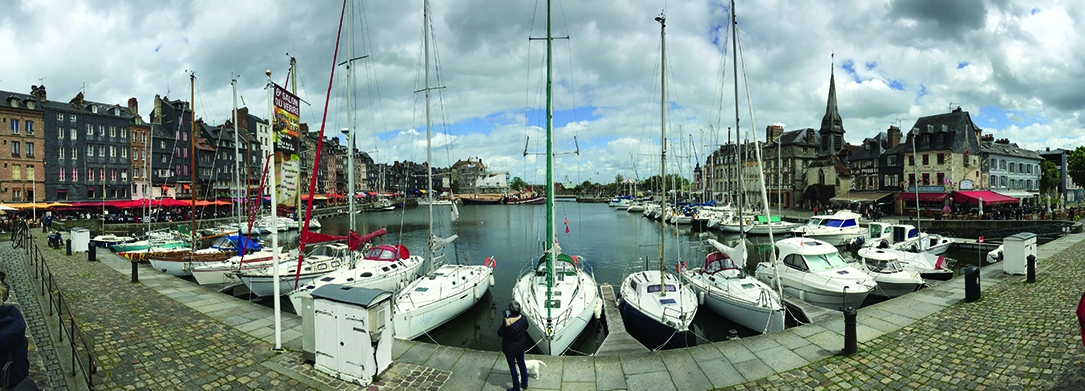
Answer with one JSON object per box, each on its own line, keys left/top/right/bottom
{"left": 897, "top": 192, "right": 948, "bottom": 202}
{"left": 952, "top": 190, "right": 1019, "bottom": 205}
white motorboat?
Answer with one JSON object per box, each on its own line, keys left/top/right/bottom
{"left": 89, "top": 234, "right": 137, "bottom": 248}
{"left": 626, "top": 202, "right": 646, "bottom": 213}
{"left": 754, "top": 237, "right": 876, "bottom": 310}
{"left": 237, "top": 242, "right": 349, "bottom": 297}
{"left": 788, "top": 210, "right": 864, "bottom": 246}
{"left": 864, "top": 224, "right": 954, "bottom": 255}
{"left": 288, "top": 243, "right": 424, "bottom": 313}
{"left": 191, "top": 249, "right": 278, "bottom": 285}
{"left": 854, "top": 248, "right": 924, "bottom": 298}
{"left": 986, "top": 244, "right": 1004, "bottom": 264}
{"left": 679, "top": 238, "right": 785, "bottom": 334}
{"left": 745, "top": 215, "right": 800, "bottom": 235}
{"left": 259, "top": 216, "right": 297, "bottom": 231}
{"left": 608, "top": 197, "right": 632, "bottom": 208}
{"left": 876, "top": 248, "right": 955, "bottom": 281}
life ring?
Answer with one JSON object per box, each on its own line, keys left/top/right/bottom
{"left": 484, "top": 257, "right": 496, "bottom": 268}
{"left": 572, "top": 256, "right": 579, "bottom": 267}
{"left": 675, "top": 260, "right": 687, "bottom": 274}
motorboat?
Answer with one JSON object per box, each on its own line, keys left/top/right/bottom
{"left": 626, "top": 201, "right": 646, "bottom": 213}
{"left": 863, "top": 224, "right": 954, "bottom": 255}
{"left": 876, "top": 248, "right": 954, "bottom": 281}
{"left": 89, "top": 234, "right": 137, "bottom": 248}
{"left": 145, "top": 234, "right": 263, "bottom": 277}
{"left": 986, "top": 244, "right": 1004, "bottom": 264}
{"left": 679, "top": 238, "right": 785, "bottom": 334}
{"left": 306, "top": 217, "right": 321, "bottom": 230}
{"left": 288, "top": 243, "right": 424, "bottom": 314}
{"left": 788, "top": 210, "right": 863, "bottom": 246}
{"left": 854, "top": 248, "right": 924, "bottom": 298}
{"left": 745, "top": 215, "right": 800, "bottom": 236}
{"left": 754, "top": 237, "right": 876, "bottom": 310}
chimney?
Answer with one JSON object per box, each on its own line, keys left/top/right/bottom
{"left": 805, "top": 128, "right": 815, "bottom": 145}
{"left": 30, "top": 85, "right": 47, "bottom": 101}
{"left": 766, "top": 125, "right": 784, "bottom": 143}
{"left": 887, "top": 125, "right": 901, "bottom": 148}
{"left": 128, "top": 97, "right": 138, "bottom": 115}
{"left": 153, "top": 95, "right": 163, "bottom": 124}
{"left": 70, "top": 92, "right": 85, "bottom": 108}
{"left": 235, "top": 107, "right": 250, "bottom": 130}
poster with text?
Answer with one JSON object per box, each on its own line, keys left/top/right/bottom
{"left": 272, "top": 84, "right": 300, "bottom": 207}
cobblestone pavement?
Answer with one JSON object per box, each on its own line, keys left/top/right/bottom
{"left": 717, "top": 238, "right": 1085, "bottom": 391}
{"left": 2, "top": 242, "right": 68, "bottom": 390}
{"left": 17, "top": 233, "right": 447, "bottom": 390}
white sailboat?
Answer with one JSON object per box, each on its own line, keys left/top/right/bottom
{"left": 510, "top": 0, "right": 600, "bottom": 355}
{"left": 618, "top": 12, "right": 698, "bottom": 351}
{"left": 391, "top": 0, "right": 494, "bottom": 341}
{"left": 680, "top": 238, "right": 784, "bottom": 334}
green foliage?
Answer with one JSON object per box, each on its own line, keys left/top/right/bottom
{"left": 641, "top": 174, "right": 690, "bottom": 193}
{"left": 1066, "top": 147, "right": 1085, "bottom": 196}
{"left": 510, "top": 176, "right": 527, "bottom": 191}
{"left": 1040, "top": 159, "right": 1061, "bottom": 196}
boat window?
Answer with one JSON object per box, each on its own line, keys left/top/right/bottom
{"left": 646, "top": 284, "right": 677, "bottom": 293}
{"left": 805, "top": 218, "right": 823, "bottom": 226}
{"left": 360, "top": 272, "right": 373, "bottom": 278}
{"left": 303, "top": 266, "right": 311, "bottom": 272}
{"left": 382, "top": 267, "right": 389, "bottom": 272}
{"left": 414, "top": 287, "right": 429, "bottom": 292}
{"left": 547, "top": 300, "right": 561, "bottom": 309}
{"left": 804, "top": 252, "right": 848, "bottom": 272}
{"left": 390, "top": 264, "right": 398, "bottom": 269}
{"left": 659, "top": 298, "right": 677, "bottom": 305}
{"left": 783, "top": 254, "right": 807, "bottom": 271}
{"left": 908, "top": 229, "right": 918, "bottom": 239}
{"left": 367, "top": 248, "right": 397, "bottom": 260}
{"left": 331, "top": 261, "right": 340, "bottom": 268}
{"left": 824, "top": 219, "right": 844, "bottom": 228}
{"left": 317, "top": 264, "right": 327, "bottom": 271}
{"left": 630, "top": 281, "right": 638, "bottom": 290}
{"left": 840, "top": 219, "right": 857, "bottom": 228}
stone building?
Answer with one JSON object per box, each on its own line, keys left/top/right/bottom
{"left": 981, "top": 137, "right": 1041, "bottom": 200}
{"left": 0, "top": 88, "right": 44, "bottom": 203}
{"left": 44, "top": 90, "right": 136, "bottom": 201}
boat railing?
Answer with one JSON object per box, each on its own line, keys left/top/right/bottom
{"left": 13, "top": 220, "right": 98, "bottom": 389}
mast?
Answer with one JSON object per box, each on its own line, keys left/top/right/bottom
{"left": 291, "top": 58, "right": 304, "bottom": 232}
{"left": 345, "top": 0, "right": 357, "bottom": 266}
{"left": 189, "top": 73, "right": 197, "bottom": 248}
{"left": 266, "top": 69, "right": 282, "bottom": 350}
{"left": 731, "top": 0, "right": 745, "bottom": 238}
{"left": 656, "top": 13, "right": 667, "bottom": 292}
{"left": 544, "top": 0, "right": 555, "bottom": 327}
{"left": 232, "top": 79, "right": 242, "bottom": 230}
{"left": 423, "top": 0, "right": 435, "bottom": 274}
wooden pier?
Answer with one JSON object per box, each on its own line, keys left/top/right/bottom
{"left": 594, "top": 283, "right": 647, "bottom": 355}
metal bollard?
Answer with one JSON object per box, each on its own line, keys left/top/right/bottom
{"left": 66, "top": 239, "right": 72, "bottom": 256}
{"left": 843, "top": 307, "right": 857, "bottom": 355}
{"left": 88, "top": 244, "right": 96, "bottom": 262}
{"left": 131, "top": 259, "right": 139, "bottom": 283}
{"left": 964, "top": 265, "right": 980, "bottom": 302}
{"left": 1026, "top": 254, "right": 1036, "bottom": 283}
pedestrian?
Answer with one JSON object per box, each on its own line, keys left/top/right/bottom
{"left": 497, "top": 301, "right": 529, "bottom": 391}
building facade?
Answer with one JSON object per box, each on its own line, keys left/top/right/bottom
{"left": 981, "top": 138, "right": 1041, "bottom": 199}
{"left": 44, "top": 91, "right": 136, "bottom": 201}
{"left": 0, "top": 88, "right": 45, "bottom": 203}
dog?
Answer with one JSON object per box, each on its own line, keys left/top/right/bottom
{"left": 524, "top": 359, "right": 547, "bottom": 379}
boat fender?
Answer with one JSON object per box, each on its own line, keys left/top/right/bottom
{"left": 698, "top": 291, "right": 705, "bottom": 306}
{"left": 489, "top": 274, "right": 495, "bottom": 287}
{"left": 593, "top": 300, "right": 603, "bottom": 320}
{"left": 675, "top": 261, "right": 687, "bottom": 274}
{"left": 484, "top": 257, "right": 496, "bottom": 268}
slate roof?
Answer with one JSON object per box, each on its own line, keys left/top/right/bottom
{"left": 981, "top": 141, "right": 1041, "bottom": 160}
{"left": 905, "top": 108, "right": 982, "bottom": 154}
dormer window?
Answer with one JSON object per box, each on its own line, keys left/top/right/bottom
{"left": 941, "top": 124, "right": 948, "bottom": 132}
{"left": 7, "top": 97, "right": 17, "bottom": 107}
{"left": 92, "top": 106, "right": 98, "bottom": 113}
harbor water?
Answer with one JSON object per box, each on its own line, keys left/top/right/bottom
{"left": 222, "top": 202, "right": 981, "bottom": 354}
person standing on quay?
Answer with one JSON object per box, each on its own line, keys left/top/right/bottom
{"left": 497, "top": 301, "right": 528, "bottom": 391}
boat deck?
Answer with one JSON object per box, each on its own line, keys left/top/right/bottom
{"left": 594, "top": 283, "right": 647, "bottom": 355}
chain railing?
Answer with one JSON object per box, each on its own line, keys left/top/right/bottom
{"left": 13, "top": 221, "right": 98, "bottom": 390}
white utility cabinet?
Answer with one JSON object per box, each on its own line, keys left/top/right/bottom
{"left": 70, "top": 228, "right": 90, "bottom": 252}
{"left": 312, "top": 284, "right": 393, "bottom": 387}
{"left": 1002, "top": 232, "right": 1036, "bottom": 275}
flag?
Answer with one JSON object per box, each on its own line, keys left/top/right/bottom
{"left": 979, "top": 236, "right": 984, "bottom": 243}
{"left": 564, "top": 217, "right": 569, "bottom": 233}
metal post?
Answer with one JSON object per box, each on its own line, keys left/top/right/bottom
{"left": 131, "top": 259, "right": 139, "bottom": 283}
{"left": 88, "top": 244, "right": 96, "bottom": 262}
{"left": 66, "top": 238, "right": 71, "bottom": 255}
{"left": 843, "top": 306, "right": 857, "bottom": 354}
{"left": 1026, "top": 254, "right": 1036, "bottom": 283}
{"left": 964, "top": 265, "right": 980, "bottom": 302}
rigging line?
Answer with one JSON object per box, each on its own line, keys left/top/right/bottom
{"left": 357, "top": 1, "right": 389, "bottom": 157}
{"left": 711, "top": 5, "right": 733, "bottom": 133}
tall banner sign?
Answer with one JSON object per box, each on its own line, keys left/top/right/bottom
{"left": 272, "top": 84, "right": 301, "bottom": 207}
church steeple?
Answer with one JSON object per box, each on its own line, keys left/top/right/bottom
{"left": 819, "top": 56, "right": 845, "bottom": 157}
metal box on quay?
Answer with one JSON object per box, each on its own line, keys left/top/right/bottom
{"left": 69, "top": 228, "right": 90, "bottom": 252}
{"left": 1003, "top": 232, "right": 1036, "bottom": 275}
{"left": 312, "top": 284, "right": 393, "bottom": 387}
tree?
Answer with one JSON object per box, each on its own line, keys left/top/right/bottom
{"left": 510, "top": 176, "right": 527, "bottom": 191}
{"left": 1066, "top": 147, "right": 1085, "bottom": 196}
{"left": 1040, "top": 159, "right": 1060, "bottom": 196}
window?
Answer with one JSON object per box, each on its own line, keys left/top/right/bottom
{"left": 25, "top": 143, "right": 33, "bottom": 157}
{"left": 1027, "top": 179, "right": 1033, "bottom": 190}
{"left": 9, "top": 119, "right": 18, "bottom": 133}
{"left": 57, "top": 113, "right": 64, "bottom": 123}
{"left": 86, "top": 123, "right": 92, "bottom": 135}
{"left": 58, "top": 167, "right": 65, "bottom": 181}
{"left": 109, "top": 145, "right": 116, "bottom": 157}
{"left": 121, "top": 169, "right": 127, "bottom": 180}
{"left": 921, "top": 173, "right": 930, "bottom": 185}
{"left": 887, "top": 156, "right": 897, "bottom": 166}
{"left": 88, "top": 168, "right": 94, "bottom": 181}
{"left": 26, "top": 166, "right": 33, "bottom": 180}
{"left": 909, "top": 155, "right": 914, "bottom": 166}
{"left": 10, "top": 141, "right": 19, "bottom": 156}
{"left": 71, "top": 148, "right": 77, "bottom": 160}
{"left": 110, "top": 169, "right": 116, "bottom": 181}
{"left": 121, "top": 127, "right": 127, "bottom": 138}
{"left": 87, "top": 188, "right": 94, "bottom": 199}
{"left": 183, "top": 132, "right": 188, "bottom": 141}
{"left": 909, "top": 174, "right": 916, "bottom": 186}
{"left": 160, "top": 155, "right": 166, "bottom": 163}
{"left": 937, "top": 173, "right": 944, "bottom": 186}
{"left": 98, "top": 145, "right": 105, "bottom": 157}
{"left": 121, "top": 148, "right": 127, "bottom": 158}
{"left": 99, "top": 168, "right": 104, "bottom": 181}
{"left": 1000, "top": 160, "right": 1006, "bottom": 170}
{"left": 11, "top": 189, "right": 20, "bottom": 202}
{"left": 937, "top": 154, "right": 944, "bottom": 164}
{"left": 1018, "top": 163, "right": 1024, "bottom": 173}
{"left": 25, "top": 121, "right": 33, "bottom": 135}
{"left": 59, "top": 146, "right": 65, "bottom": 160}
{"left": 72, "top": 168, "right": 77, "bottom": 182}
{"left": 1009, "top": 163, "right": 1015, "bottom": 173}
{"left": 11, "top": 164, "right": 19, "bottom": 180}
{"left": 69, "top": 114, "right": 76, "bottom": 122}
{"left": 1027, "top": 164, "right": 1032, "bottom": 174}
{"left": 160, "top": 141, "right": 165, "bottom": 149}
{"left": 922, "top": 154, "right": 929, "bottom": 165}
{"left": 1000, "top": 176, "right": 1007, "bottom": 187}
{"left": 58, "top": 126, "right": 64, "bottom": 138}
{"left": 70, "top": 128, "right": 76, "bottom": 139}
{"left": 109, "top": 126, "right": 116, "bottom": 137}
{"left": 98, "top": 124, "right": 104, "bottom": 136}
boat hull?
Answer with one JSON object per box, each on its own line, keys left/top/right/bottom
{"left": 682, "top": 274, "right": 785, "bottom": 334}
{"left": 512, "top": 267, "right": 599, "bottom": 356}
{"left": 617, "top": 299, "right": 694, "bottom": 350}
{"left": 870, "top": 277, "right": 922, "bottom": 298}
{"left": 393, "top": 269, "right": 492, "bottom": 340}
{"left": 240, "top": 272, "right": 331, "bottom": 297}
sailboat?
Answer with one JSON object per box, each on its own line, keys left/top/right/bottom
{"left": 617, "top": 12, "right": 698, "bottom": 351}
{"left": 680, "top": 237, "right": 784, "bottom": 333}
{"left": 391, "top": 0, "right": 495, "bottom": 340}
{"left": 510, "top": 0, "right": 601, "bottom": 356}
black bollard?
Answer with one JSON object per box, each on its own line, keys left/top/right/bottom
{"left": 131, "top": 259, "right": 139, "bottom": 283}
{"left": 65, "top": 239, "right": 72, "bottom": 256}
{"left": 843, "top": 307, "right": 858, "bottom": 355}
{"left": 964, "top": 265, "right": 980, "bottom": 302}
{"left": 1026, "top": 254, "right": 1036, "bottom": 283}
{"left": 88, "top": 244, "right": 96, "bottom": 262}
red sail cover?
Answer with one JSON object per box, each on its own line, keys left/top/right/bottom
{"left": 1077, "top": 290, "right": 1085, "bottom": 347}
{"left": 301, "top": 228, "right": 386, "bottom": 251}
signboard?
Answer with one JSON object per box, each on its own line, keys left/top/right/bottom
{"left": 272, "top": 84, "right": 301, "bottom": 207}
{"left": 907, "top": 186, "right": 946, "bottom": 193}
{"left": 959, "top": 179, "right": 974, "bottom": 190}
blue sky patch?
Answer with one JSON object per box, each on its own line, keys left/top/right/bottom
{"left": 974, "top": 105, "right": 1045, "bottom": 131}
{"left": 1030, "top": 7, "right": 1040, "bottom": 15}
{"left": 840, "top": 60, "right": 860, "bottom": 83}
{"left": 865, "top": 61, "right": 877, "bottom": 71}
{"left": 957, "top": 61, "right": 968, "bottom": 69}
{"left": 888, "top": 80, "right": 905, "bottom": 91}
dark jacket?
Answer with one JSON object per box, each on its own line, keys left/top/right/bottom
{"left": 0, "top": 306, "right": 29, "bottom": 388}
{"left": 497, "top": 314, "right": 528, "bottom": 354}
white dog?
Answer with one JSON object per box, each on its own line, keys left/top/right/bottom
{"left": 524, "top": 359, "right": 547, "bottom": 379}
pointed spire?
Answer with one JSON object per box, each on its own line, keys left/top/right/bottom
{"left": 819, "top": 55, "right": 844, "bottom": 157}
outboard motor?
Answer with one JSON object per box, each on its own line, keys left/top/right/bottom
{"left": 47, "top": 231, "right": 63, "bottom": 249}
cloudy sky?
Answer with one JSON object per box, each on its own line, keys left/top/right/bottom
{"left": 1, "top": 0, "right": 1081, "bottom": 186}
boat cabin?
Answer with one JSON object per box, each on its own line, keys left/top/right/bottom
{"left": 364, "top": 244, "right": 409, "bottom": 261}
{"left": 859, "top": 249, "right": 906, "bottom": 274}
{"left": 701, "top": 252, "right": 741, "bottom": 276}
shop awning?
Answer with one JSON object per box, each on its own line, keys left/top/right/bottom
{"left": 830, "top": 192, "right": 892, "bottom": 203}
{"left": 897, "top": 192, "right": 949, "bottom": 202}
{"left": 952, "top": 190, "right": 1019, "bottom": 205}
{"left": 993, "top": 190, "right": 1036, "bottom": 199}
